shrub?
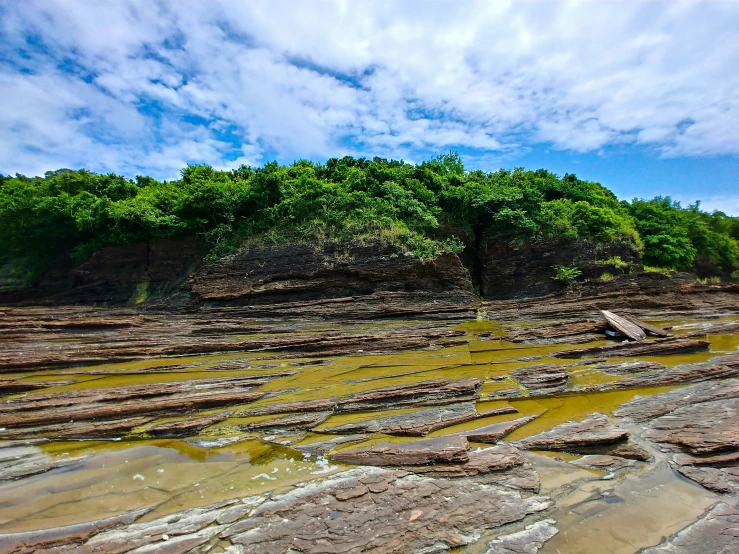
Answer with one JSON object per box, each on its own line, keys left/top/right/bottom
{"left": 552, "top": 265, "right": 583, "bottom": 285}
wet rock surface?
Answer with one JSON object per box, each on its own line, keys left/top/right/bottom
{"left": 0, "top": 467, "right": 551, "bottom": 554}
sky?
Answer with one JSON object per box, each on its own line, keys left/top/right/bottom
{"left": 0, "top": 0, "right": 738, "bottom": 213}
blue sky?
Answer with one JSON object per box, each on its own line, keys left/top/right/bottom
{"left": 1, "top": 1, "right": 738, "bottom": 213}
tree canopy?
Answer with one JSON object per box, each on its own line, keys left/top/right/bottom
{"left": 1, "top": 153, "right": 737, "bottom": 277}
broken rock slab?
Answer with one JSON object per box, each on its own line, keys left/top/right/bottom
{"left": 514, "top": 413, "right": 630, "bottom": 453}
{"left": 331, "top": 435, "right": 470, "bottom": 466}
{"left": 454, "top": 415, "right": 539, "bottom": 443}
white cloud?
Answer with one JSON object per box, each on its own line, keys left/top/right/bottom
{"left": 0, "top": 0, "right": 738, "bottom": 179}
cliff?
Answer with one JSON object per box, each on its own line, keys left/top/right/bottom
{"left": 0, "top": 236, "right": 642, "bottom": 315}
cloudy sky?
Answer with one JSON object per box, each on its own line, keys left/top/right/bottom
{"left": 1, "top": 1, "right": 738, "bottom": 212}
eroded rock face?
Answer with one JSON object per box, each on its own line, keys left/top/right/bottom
{"left": 639, "top": 501, "right": 739, "bottom": 554}
{"left": 0, "top": 468, "right": 552, "bottom": 554}
{"left": 515, "top": 413, "right": 629, "bottom": 453}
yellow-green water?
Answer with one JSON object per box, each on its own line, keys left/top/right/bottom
{"left": 0, "top": 314, "right": 737, "bottom": 543}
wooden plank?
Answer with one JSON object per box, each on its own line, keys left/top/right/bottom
{"left": 600, "top": 310, "right": 646, "bottom": 341}
{"left": 622, "top": 314, "right": 669, "bottom": 337}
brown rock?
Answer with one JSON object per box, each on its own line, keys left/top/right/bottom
{"left": 331, "top": 436, "right": 470, "bottom": 466}
{"left": 408, "top": 444, "right": 525, "bottom": 477}
{"left": 644, "top": 398, "right": 739, "bottom": 455}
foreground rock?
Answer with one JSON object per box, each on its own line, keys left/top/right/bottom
{"left": 640, "top": 501, "right": 739, "bottom": 554}
{"left": 0, "top": 467, "right": 552, "bottom": 554}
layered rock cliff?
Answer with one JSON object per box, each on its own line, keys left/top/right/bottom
{"left": 0, "top": 236, "right": 641, "bottom": 313}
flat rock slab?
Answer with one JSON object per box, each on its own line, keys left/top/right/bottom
{"left": 331, "top": 435, "right": 470, "bottom": 466}
{"left": 644, "top": 398, "right": 739, "bottom": 456}
{"left": 320, "top": 402, "right": 485, "bottom": 436}
{"left": 569, "top": 454, "right": 634, "bottom": 470}
{"left": 454, "top": 415, "right": 539, "bottom": 443}
{"left": 484, "top": 518, "right": 558, "bottom": 554}
{"left": 615, "top": 376, "right": 739, "bottom": 422}
{"left": 640, "top": 501, "right": 739, "bottom": 554}
{"left": 515, "top": 413, "right": 629, "bottom": 452}
{"left": 407, "top": 444, "right": 526, "bottom": 478}
{"left": 223, "top": 468, "right": 552, "bottom": 553}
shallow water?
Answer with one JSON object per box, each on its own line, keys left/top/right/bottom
{"left": 1, "top": 314, "right": 737, "bottom": 548}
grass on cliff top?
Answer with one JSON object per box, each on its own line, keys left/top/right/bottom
{"left": 1, "top": 153, "right": 737, "bottom": 277}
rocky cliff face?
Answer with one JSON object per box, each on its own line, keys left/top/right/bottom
{"left": 0, "top": 238, "right": 210, "bottom": 306}
{"left": 0, "top": 236, "right": 643, "bottom": 310}
{"left": 479, "top": 237, "right": 640, "bottom": 299}
{"left": 186, "top": 243, "right": 478, "bottom": 318}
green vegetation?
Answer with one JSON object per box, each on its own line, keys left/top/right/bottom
{"left": 597, "top": 255, "right": 630, "bottom": 272}
{"left": 1, "top": 153, "right": 737, "bottom": 279}
{"left": 552, "top": 265, "right": 583, "bottom": 285}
